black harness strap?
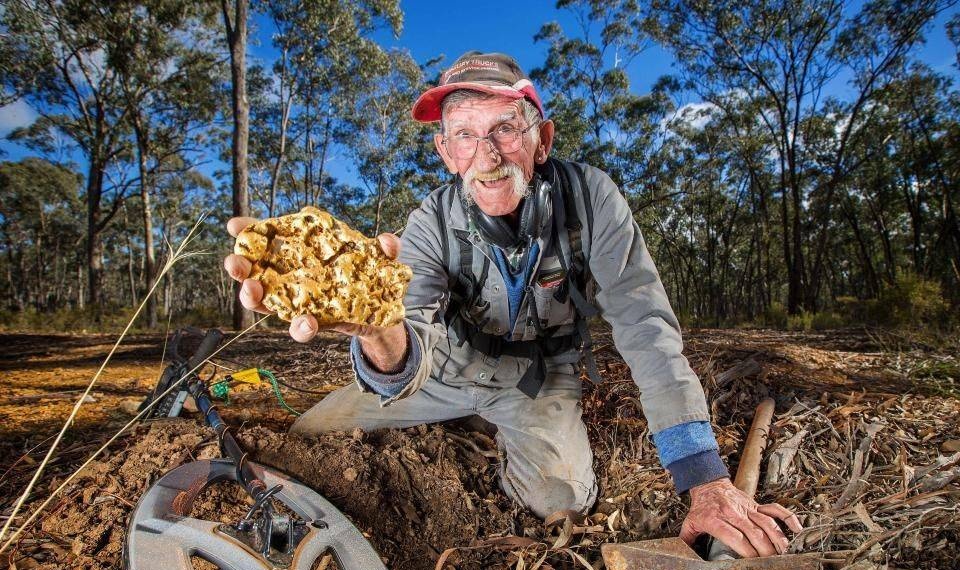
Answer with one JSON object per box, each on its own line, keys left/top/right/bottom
{"left": 434, "top": 185, "right": 454, "bottom": 384}
{"left": 452, "top": 228, "right": 474, "bottom": 346}
{"left": 553, "top": 160, "right": 602, "bottom": 385}
{"left": 437, "top": 185, "right": 451, "bottom": 280}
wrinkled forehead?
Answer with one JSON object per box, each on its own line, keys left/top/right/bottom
{"left": 442, "top": 96, "right": 524, "bottom": 130}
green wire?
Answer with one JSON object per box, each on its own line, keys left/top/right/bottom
{"left": 206, "top": 370, "right": 299, "bottom": 416}
{"left": 210, "top": 380, "right": 230, "bottom": 404}
{"left": 258, "top": 368, "right": 301, "bottom": 416}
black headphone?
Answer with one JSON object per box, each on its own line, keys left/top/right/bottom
{"left": 465, "top": 161, "right": 556, "bottom": 250}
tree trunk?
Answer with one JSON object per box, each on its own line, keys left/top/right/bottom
{"left": 85, "top": 154, "right": 106, "bottom": 318}
{"left": 132, "top": 114, "right": 157, "bottom": 328}
{"left": 77, "top": 260, "right": 84, "bottom": 311}
{"left": 268, "top": 47, "right": 292, "bottom": 218}
{"left": 164, "top": 272, "right": 174, "bottom": 318}
{"left": 315, "top": 113, "right": 332, "bottom": 205}
{"left": 6, "top": 247, "right": 23, "bottom": 312}
{"left": 779, "top": 172, "right": 795, "bottom": 313}
{"left": 222, "top": 0, "right": 253, "bottom": 330}
{"left": 124, "top": 220, "right": 139, "bottom": 307}
{"left": 842, "top": 199, "right": 880, "bottom": 298}
{"left": 374, "top": 170, "right": 384, "bottom": 235}
{"left": 302, "top": 99, "right": 313, "bottom": 210}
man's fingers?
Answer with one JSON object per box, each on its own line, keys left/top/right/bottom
{"left": 736, "top": 514, "right": 779, "bottom": 557}
{"left": 708, "top": 520, "right": 760, "bottom": 558}
{"left": 289, "top": 315, "right": 318, "bottom": 343}
{"left": 377, "top": 233, "right": 401, "bottom": 260}
{"left": 227, "top": 216, "right": 259, "bottom": 238}
{"left": 239, "top": 279, "right": 271, "bottom": 314}
{"left": 747, "top": 510, "right": 789, "bottom": 555}
{"left": 678, "top": 518, "right": 702, "bottom": 545}
{"left": 758, "top": 503, "right": 803, "bottom": 534}
{"left": 224, "top": 254, "right": 252, "bottom": 282}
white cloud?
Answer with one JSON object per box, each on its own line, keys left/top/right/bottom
{"left": 671, "top": 101, "right": 721, "bottom": 131}
{"left": 658, "top": 100, "right": 722, "bottom": 138}
{"left": 0, "top": 99, "right": 37, "bottom": 135}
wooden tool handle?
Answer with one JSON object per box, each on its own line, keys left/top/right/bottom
{"left": 707, "top": 397, "right": 777, "bottom": 561}
{"left": 733, "top": 397, "right": 777, "bottom": 497}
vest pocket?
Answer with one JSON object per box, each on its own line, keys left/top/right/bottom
{"left": 532, "top": 281, "right": 575, "bottom": 329}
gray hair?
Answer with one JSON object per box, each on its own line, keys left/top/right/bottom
{"left": 440, "top": 90, "right": 542, "bottom": 144}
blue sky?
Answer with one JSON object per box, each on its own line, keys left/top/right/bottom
{"left": 376, "top": 0, "right": 680, "bottom": 93}
{"left": 380, "top": 0, "right": 958, "bottom": 99}
{"left": 2, "top": 0, "right": 958, "bottom": 186}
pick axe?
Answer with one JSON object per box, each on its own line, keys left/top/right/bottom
{"left": 601, "top": 398, "right": 825, "bottom": 570}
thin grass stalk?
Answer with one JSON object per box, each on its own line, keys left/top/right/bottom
{"left": 0, "top": 314, "right": 269, "bottom": 555}
{"left": 0, "top": 215, "right": 209, "bottom": 548}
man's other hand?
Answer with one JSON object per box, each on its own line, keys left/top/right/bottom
{"left": 680, "top": 478, "right": 803, "bottom": 558}
{"left": 223, "top": 216, "right": 402, "bottom": 343}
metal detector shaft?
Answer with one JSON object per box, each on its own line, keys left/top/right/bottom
{"left": 184, "top": 329, "right": 268, "bottom": 502}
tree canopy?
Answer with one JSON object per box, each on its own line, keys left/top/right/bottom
{"left": 1, "top": 0, "right": 957, "bottom": 330}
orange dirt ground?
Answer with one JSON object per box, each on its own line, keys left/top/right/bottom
{"left": 0, "top": 326, "right": 957, "bottom": 569}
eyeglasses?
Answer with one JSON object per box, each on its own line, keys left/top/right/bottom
{"left": 442, "top": 120, "right": 541, "bottom": 160}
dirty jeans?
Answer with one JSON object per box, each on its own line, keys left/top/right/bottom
{"left": 290, "top": 361, "right": 598, "bottom": 519}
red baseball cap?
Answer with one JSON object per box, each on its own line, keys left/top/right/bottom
{"left": 411, "top": 51, "right": 545, "bottom": 123}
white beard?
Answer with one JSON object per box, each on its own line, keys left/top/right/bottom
{"left": 461, "top": 162, "right": 530, "bottom": 207}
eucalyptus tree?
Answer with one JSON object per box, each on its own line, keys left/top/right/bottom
{"left": 251, "top": 0, "right": 403, "bottom": 218}
{"left": 335, "top": 49, "right": 426, "bottom": 235}
{"left": 220, "top": 0, "right": 253, "bottom": 329}
{"left": 839, "top": 67, "right": 960, "bottom": 299}
{"left": 648, "top": 93, "right": 783, "bottom": 324}
{"left": 531, "top": 0, "right": 662, "bottom": 189}
{"left": 646, "top": 0, "right": 955, "bottom": 313}
{"left": 108, "top": 0, "right": 223, "bottom": 327}
{"left": 0, "top": 158, "right": 84, "bottom": 312}
{"left": 1, "top": 0, "right": 135, "bottom": 310}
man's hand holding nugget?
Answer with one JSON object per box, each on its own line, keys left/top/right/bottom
{"left": 223, "top": 213, "right": 409, "bottom": 374}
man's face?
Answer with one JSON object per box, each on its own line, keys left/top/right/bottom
{"left": 434, "top": 96, "right": 554, "bottom": 217}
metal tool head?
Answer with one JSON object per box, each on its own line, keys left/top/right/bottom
{"left": 601, "top": 537, "right": 823, "bottom": 570}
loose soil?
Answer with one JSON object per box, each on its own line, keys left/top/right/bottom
{"left": 0, "top": 326, "right": 957, "bottom": 569}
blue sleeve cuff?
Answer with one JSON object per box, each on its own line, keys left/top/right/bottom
{"left": 652, "top": 420, "right": 721, "bottom": 466}
{"left": 653, "top": 421, "right": 729, "bottom": 493}
{"left": 349, "top": 321, "right": 420, "bottom": 397}
{"left": 664, "top": 449, "right": 730, "bottom": 493}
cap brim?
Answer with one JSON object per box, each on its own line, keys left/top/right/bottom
{"left": 411, "top": 82, "right": 528, "bottom": 123}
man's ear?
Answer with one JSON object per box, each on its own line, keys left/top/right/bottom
{"left": 434, "top": 133, "right": 459, "bottom": 174}
{"left": 536, "top": 119, "right": 556, "bottom": 164}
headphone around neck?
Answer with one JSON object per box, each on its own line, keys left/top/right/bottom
{"left": 464, "top": 160, "right": 556, "bottom": 250}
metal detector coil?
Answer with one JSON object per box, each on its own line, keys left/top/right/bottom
{"left": 124, "top": 459, "right": 385, "bottom": 570}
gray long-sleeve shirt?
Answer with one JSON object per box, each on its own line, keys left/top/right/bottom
{"left": 349, "top": 162, "right": 727, "bottom": 490}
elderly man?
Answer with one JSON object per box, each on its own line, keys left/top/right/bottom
{"left": 225, "top": 51, "right": 801, "bottom": 558}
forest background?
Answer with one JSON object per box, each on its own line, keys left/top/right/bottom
{"left": 1, "top": 0, "right": 959, "bottom": 336}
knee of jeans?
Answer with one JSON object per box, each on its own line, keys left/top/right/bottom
{"left": 507, "top": 472, "right": 597, "bottom": 519}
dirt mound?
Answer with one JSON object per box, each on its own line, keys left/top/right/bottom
{"left": 248, "top": 424, "right": 539, "bottom": 568}
{"left": 11, "top": 419, "right": 543, "bottom": 570}
{"left": 29, "top": 421, "right": 212, "bottom": 569}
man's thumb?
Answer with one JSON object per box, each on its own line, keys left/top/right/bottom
{"left": 377, "top": 233, "right": 401, "bottom": 260}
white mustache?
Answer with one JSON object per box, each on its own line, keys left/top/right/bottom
{"left": 473, "top": 166, "right": 509, "bottom": 181}
{"left": 462, "top": 163, "right": 530, "bottom": 206}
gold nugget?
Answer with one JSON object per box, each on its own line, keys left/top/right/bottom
{"left": 233, "top": 207, "right": 412, "bottom": 327}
